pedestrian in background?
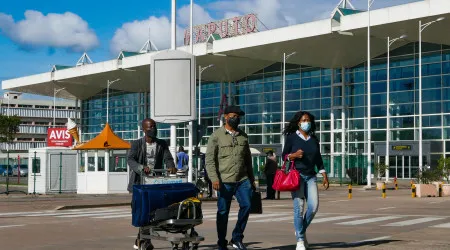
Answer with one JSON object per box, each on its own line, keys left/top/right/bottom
{"left": 264, "top": 150, "right": 277, "bottom": 200}
{"left": 205, "top": 105, "right": 256, "bottom": 250}
{"left": 282, "top": 111, "right": 329, "bottom": 250}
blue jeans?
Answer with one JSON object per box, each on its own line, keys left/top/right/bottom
{"left": 216, "top": 178, "right": 252, "bottom": 247}
{"left": 292, "top": 174, "right": 319, "bottom": 242}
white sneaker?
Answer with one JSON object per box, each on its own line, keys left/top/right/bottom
{"left": 296, "top": 241, "right": 306, "bottom": 250}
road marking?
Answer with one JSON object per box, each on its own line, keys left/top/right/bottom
{"left": 383, "top": 217, "right": 442, "bottom": 227}
{"left": 311, "top": 215, "right": 363, "bottom": 224}
{"left": 252, "top": 213, "right": 326, "bottom": 223}
{"left": 431, "top": 223, "right": 450, "bottom": 228}
{"left": 329, "top": 200, "right": 349, "bottom": 203}
{"left": 92, "top": 214, "right": 132, "bottom": 219}
{"left": 24, "top": 209, "right": 127, "bottom": 217}
{"left": 336, "top": 216, "right": 402, "bottom": 225}
{"left": 229, "top": 213, "right": 290, "bottom": 222}
{"left": 375, "top": 207, "right": 396, "bottom": 211}
{"left": 0, "top": 224, "right": 25, "bottom": 229}
{"left": 57, "top": 211, "right": 131, "bottom": 218}
{"left": 203, "top": 212, "right": 238, "bottom": 219}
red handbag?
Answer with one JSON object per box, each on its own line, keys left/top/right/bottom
{"left": 272, "top": 155, "right": 300, "bottom": 192}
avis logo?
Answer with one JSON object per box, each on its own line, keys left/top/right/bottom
{"left": 49, "top": 129, "right": 70, "bottom": 139}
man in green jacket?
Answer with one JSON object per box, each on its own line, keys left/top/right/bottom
{"left": 205, "top": 105, "right": 255, "bottom": 250}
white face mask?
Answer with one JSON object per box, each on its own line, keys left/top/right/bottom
{"left": 299, "top": 122, "right": 311, "bottom": 133}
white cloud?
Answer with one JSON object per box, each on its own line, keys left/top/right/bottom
{"left": 110, "top": 15, "right": 187, "bottom": 55}
{"left": 0, "top": 10, "right": 98, "bottom": 52}
{"left": 178, "top": 3, "right": 214, "bottom": 27}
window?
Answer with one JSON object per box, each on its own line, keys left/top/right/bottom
{"left": 423, "top": 129, "right": 441, "bottom": 140}
{"left": 422, "top": 115, "right": 441, "bottom": 127}
{"left": 32, "top": 158, "right": 41, "bottom": 174}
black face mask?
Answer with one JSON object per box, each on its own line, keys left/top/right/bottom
{"left": 145, "top": 128, "right": 157, "bottom": 139}
{"left": 227, "top": 117, "right": 240, "bottom": 130}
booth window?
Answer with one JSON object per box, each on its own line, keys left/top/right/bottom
{"left": 79, "top": 154, "right": 85, "bottom": 172}
{"left": 32, "top": 158, "right": 41, "bottom": 174}
{"left": 98, "top": 157, "right": 105, "bottom": 171}
{"left": 88, "top": 157, "right": 95, "bottom": 171}
{"left": 109, "top": 154, "right": 127, "bottom": 172}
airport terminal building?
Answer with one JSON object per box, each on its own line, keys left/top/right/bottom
{"left": 3, "top": 0, "right": 450, "bottom": 179}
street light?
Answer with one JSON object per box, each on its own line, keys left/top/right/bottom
{"left": 366, "top": 0, "right": 375, "bottom": 188}
{"left": 419, "top": 17, "right": 444, "bottom": 179}
{"left": 197, "top": 64, "right": 214, "bottom": 172}
{"left": 106, "top": 79, "right": 121, "bottom": 124}
{"left": 386, "top": 34, "right": 407, "bottom": 182}
{"left": 281, "top": 51, "right": 297, "bottom": 147}
{"left": 53, "top": 87, "right": 66, "bottom": 127}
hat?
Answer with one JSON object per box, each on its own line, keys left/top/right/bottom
{"left": 224, "top": 105, "right": 245, "bottom": 116}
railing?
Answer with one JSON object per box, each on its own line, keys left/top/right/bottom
{"left": 18, "top": 125, "right": 49, "bottom": 134}
{"left": 0, "top": 142, "right": 46, "bottom": 151}
{"left": 0, "top": 108, "right": 80, "bottom": 119}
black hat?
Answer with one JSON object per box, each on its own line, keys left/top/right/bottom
{"left": 224, "top": 105, "right": 245, "bottom": 116}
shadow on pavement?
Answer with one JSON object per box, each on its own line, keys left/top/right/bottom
{"left": 197, "top": 239, "right": 402, "bottom": 249}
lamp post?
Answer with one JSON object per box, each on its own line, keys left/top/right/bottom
{"left": 418, "top": 17, "right": 445, "bottom": 179}
{"left": 366, "top": 0, "right": 375, "bottom": 188}
{"left": 281, "top": 51, "right": 297, "bottom": 147}
{"left": 386, "top": 35, "right": 407, "bottom": 182}
{"left": 106, "top": 79, "right": 121, "bottom": 124}
{"left": 53, "top": 87, "right": 65, "bottom": 127}
{"left": 197, "top": 64, "right": 214, "bottom": 171}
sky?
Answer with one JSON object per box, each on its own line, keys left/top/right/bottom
{"left": 0, "top": 0, "right": 421, "bottom": 98}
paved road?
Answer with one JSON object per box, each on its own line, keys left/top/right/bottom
{"left": 1, "top": 188, "right": 450, "bottom": 249}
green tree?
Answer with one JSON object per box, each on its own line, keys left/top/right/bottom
{"left": 374, "top": 162, "right": 388, "bottom": 180}
{"left": 437, "top": 156, "right": 450, "bottom": 184}
{"left": 0, "top": 115, "right": 21, "bottom": 143}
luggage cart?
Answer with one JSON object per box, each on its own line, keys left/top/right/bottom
{"left": 136, "top": 172, "right": 205, "bottom": 250}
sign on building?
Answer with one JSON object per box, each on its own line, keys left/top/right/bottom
{"left": 47, "top": 128, "right": 73, "bottom": 147}
{"left": 150, "top": 50, "right": 196, "bottom": 123}
{"left": 184, "top": 14, "right": 258, "bottom": 45}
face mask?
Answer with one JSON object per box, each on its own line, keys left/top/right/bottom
{"left": 227, "top": 117, "right": 240, "bottom": 130}
{"left": 145, "top": 128, "right": 157, "bottom": 138}
{"left": 299, "top": 122, "right": 311, "bottom": 133}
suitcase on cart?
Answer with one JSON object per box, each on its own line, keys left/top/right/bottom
{"left": 132, "top": 183, "right": 199, "bottom": 227}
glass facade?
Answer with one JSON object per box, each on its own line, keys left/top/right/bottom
{"left": 80, "top": 42, "right": 450, "bottom": 178}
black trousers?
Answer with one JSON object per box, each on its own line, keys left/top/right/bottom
{"left": 265, "top": 173, "right": 275, "bottom": 199}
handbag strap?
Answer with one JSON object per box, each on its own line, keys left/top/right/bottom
{"left": 282, "top": 155, "right": 296, "bottom": 171}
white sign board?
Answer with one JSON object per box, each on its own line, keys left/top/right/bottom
{"left": 150, "top": 50, "right": 196, "bottom": 123}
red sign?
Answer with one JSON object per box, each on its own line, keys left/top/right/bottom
{"left": 47, "top": 128, "right": 73, "bottom": 147}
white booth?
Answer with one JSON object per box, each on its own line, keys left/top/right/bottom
{"left": 74, "top": 123, "right": 130, "bottom": 194}
{"left": 27, "top": 147, "right": 78, "bottom": 194}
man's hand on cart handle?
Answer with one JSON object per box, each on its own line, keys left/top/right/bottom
{"left": 143, "top": 167, "right": 151, "bottom": 174}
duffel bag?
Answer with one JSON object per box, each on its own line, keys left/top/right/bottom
{"left": 151, "top": 197, "right": 203, "bottom": 223}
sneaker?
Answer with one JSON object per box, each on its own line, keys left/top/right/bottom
{"left": 133, "top": 239, "right": 139, "bottom": 250}
{"left": 296, "top": 241, "right": 306, "bottom": 250}
{"left": 230, "top": 240, "right": 247, "bottom": 250}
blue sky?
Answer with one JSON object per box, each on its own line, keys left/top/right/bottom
{"left": 0, "top": 0, "right": 419, "bottom": 97}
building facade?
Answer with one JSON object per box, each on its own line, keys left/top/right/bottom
{"left": 79, "top": 41, "right": 450, "bottom": 179}
{"left": 0, "top": 92, "right": 79, "bottom": 164}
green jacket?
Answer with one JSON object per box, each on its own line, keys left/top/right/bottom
{"left": 205, "top": 126, "right": 255, "bottom": 184}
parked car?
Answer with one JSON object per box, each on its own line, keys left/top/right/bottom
{"left": 12, "top": 165, "right": 28, "bottom": 177}
{"left": 0, "top": 165, "right": 13, "bottom": 176}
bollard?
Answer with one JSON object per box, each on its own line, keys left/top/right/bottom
{"left": 410, "top": 179, "right": 413, "bottom": 188}
{"left": 439, "top": 183, "right": 443, "bottom": 197}
{"left": 348, "top": 184, "right": 352, "bottom": 199}
{"left": 395, "top": 179, "right": 398, "bottom": 190}
{"left": 382, "top": 182, "right": 386, "bottom": 198}
{"left": 412, "top": 184, "right": 416, "bottom": 198}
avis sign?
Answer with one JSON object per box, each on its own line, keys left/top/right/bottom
{"left": 47, "top": 128, "right": 73, "bottom": 147}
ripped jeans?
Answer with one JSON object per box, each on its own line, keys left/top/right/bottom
{"left": 291, "top": 174, "right": 319, "bottom": 242}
